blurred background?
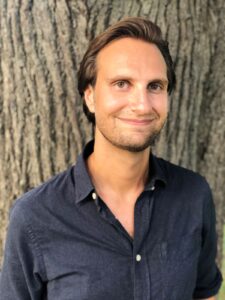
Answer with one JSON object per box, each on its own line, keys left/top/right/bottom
{"left": 0, "top": 0, "right": 224, "bottom": 298}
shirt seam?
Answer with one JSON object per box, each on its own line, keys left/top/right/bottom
{"left": 24, "top": 216, "right": 48, "bottom": 282}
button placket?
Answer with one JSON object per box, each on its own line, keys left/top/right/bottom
{"left": 132, "top": 189, "right": 154, "bottom": 299}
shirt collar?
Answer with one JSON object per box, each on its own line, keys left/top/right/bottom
{"left": 74, "top": 140, "right": 95, "bottom": 204}
{"left": 73, "top": 140, "right": 167, "bottom": 204}
{"left": 145, "top": 152, "right": 168, "bottom": 190}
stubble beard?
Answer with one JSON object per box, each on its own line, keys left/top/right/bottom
{"left": 99, "top": 119, "right": 167, "bottom": 153}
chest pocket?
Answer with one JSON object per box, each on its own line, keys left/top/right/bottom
{"left": 148, "top": 231, "right": 201, "bottom": 300}
{"left": 161, "top": 231, "right": 201, "bottom": 261}
{"left": 161, "top": 232, "right": 201, "bottom": 300}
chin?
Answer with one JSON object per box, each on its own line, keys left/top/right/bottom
{"left": 109, "top": 135, "right": 159, "bottom": 153}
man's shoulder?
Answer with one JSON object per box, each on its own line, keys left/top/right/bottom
{"left": 11, "top": 165, "right": 76, "bottom": 217}
{"left": 154, "top": 155, "right": 210, "bottom": 191}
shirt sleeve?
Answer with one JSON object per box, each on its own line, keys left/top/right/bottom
{"left": 0, "top": 201, "right": 47, "bottom": 300}
{"left": 193, "top": 181, "right": 223, "bottom": 299}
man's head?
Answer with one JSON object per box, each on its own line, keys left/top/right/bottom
{"left": 77, "top": 17, "right": 176, "bottom": 152}
{"left": 78, "top": 17, "right": 176, "bottom": 125}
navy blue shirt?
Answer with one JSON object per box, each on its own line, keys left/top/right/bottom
{"left": 0, "top": 141, "right": 222, "bottom": 300}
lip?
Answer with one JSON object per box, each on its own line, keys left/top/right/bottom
{"left": 118, "top": 117, "right": 155, "bottom": 125}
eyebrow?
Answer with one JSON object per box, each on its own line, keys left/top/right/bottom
{"left": 106, "top": 76, "right": 168, "bottom": 85}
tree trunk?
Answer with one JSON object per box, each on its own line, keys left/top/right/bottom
{"left": 0, "top": 0, "right": 224, "bottom": 271}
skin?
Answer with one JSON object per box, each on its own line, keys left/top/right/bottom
{"left": 86, "top": 38, "right": 168, "bottom": 153}
{"left": 194, "top": 298, "right": 216, "bottom": 300}
{"left": 84, "top": 38, "right": 215, "bottom": 300}
{"left": 85, "top": 37, "right": 168, "bottom": 238}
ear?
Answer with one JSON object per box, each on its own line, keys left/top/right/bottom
{"left": 84, "top": 85, "right": 95, "bottom": 113}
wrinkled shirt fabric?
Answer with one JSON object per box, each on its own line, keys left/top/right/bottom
{"left": 0, "top": 140, "right": 222, "bottom": 300}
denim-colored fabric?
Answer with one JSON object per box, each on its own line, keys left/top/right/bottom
{"left": 0, "top": 140, "right": 222, "bottom": 300}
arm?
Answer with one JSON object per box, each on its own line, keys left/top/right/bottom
{"left": 192, "top": 180, "right": 222, "bottom": 299}
{"left": 0, "top": 202, "right": 46, "bottom": 299}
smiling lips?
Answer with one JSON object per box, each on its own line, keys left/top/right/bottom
{"left": 118, "top": 117, "right": 156, "bottom": 125}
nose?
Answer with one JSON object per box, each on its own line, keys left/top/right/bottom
{"left": 129, "top": 86, "right": 152, "bottom": 113}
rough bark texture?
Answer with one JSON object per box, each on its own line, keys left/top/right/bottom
{"left": 0, "top": 0, "right": 224, "bottom": 271}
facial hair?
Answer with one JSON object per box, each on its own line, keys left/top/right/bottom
{"left": 99, "top": 116, "right": 167, "bottom": 153}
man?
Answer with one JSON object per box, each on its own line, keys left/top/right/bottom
{"left": 0, "top": 17, "right": 222, "bottom": 299}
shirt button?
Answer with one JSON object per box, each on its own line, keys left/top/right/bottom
{"left": 136, "top": 254, "right": 142, "bottom": 262}
{"left": 150, "top": 186, "right": 155, "bottom": 191}
{"left": 92, "top": 192, "right": 97, "bottom": 200}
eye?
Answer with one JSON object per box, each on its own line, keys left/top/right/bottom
{"left": 114, "top": 80, "right": 130, "bottom": 89}
{"left": 148, "top": 82, "right": 163, "bottom": 92}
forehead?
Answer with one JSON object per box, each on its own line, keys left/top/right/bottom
{"left": 96, "top": 37, "right": 167, "bottom": 77}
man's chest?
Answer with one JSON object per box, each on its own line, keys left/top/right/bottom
{"left": 39, "top": 190, "right": 202, "bottom": 300}
{"left": 102, "top": 199, "right": 135, "bottom": 238}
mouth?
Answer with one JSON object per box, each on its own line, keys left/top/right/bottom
{"left": 117, "top": 117, "right": 156, "bottom": 125}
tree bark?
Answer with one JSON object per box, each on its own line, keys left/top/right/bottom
{"left": 0, "top": 0, "right": 224, "bottom": 269}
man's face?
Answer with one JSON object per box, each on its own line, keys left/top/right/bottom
{"left": 84, "top": 37, "right": 168, "bottom": 152}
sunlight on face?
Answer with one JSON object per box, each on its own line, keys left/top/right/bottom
{"left": 85, "top": 37, "right": 168, "bottom": 152}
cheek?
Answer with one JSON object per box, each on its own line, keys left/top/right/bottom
{"left": 95, "top": 89, "right": 127, "bottom": 115}
{"left": 151, "top": 95, "right": 168, "bottom": 116}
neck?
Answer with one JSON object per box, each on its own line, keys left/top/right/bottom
{"left": 87, "top": 136, "right": 150, "bottom": 199}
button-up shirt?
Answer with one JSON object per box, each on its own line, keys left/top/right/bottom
{"left": 0, "top": 140, "right": 222, "bottom": 299}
